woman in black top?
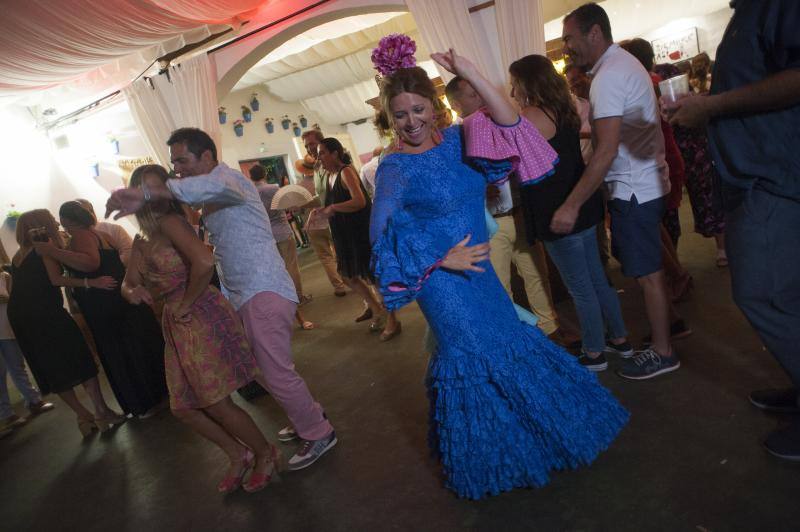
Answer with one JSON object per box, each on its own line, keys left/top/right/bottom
{"left": 315, "top": 137, "right": 400, "bottom": 341}
{"left": 36, "top": 202, "right": 167, "bottom": 417}
{"left": 509, "top": 55, "right": 631, "bottom": 371}
{"left": 8, "top": 209, "right": 122, "bottom": 436}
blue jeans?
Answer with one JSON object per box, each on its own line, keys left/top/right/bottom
{"left": 726, "top": 188, "right": 800, "bottom": 388}
{"left": 0, "top": 339, "right": 42, "bottom": 419}
{"left": 544, "top": 225, "right": 628, "bottom": 353}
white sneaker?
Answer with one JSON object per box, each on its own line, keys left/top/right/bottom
{"left": 287, "top": 431, "right": 337, "bottom": 471}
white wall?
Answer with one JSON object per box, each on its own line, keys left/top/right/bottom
{"left": 345, "top": 121, "right": 383, "bottom": 162}
{"left": 544, "top": 0, "right": 732, "bottom": 59}
{"left": 0, "top": 103, "right": 141, "bottom": 257}
{"left": 218, "top": 87, "right": 346, "bottom": 180}
{"left": 640, "top": 7, "right": 733, "bottom": 59}
{"left": 1, "top": 105, "right": 56, "bottom": 255}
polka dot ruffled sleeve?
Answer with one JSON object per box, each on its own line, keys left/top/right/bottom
{"left": 463, "top": 110, "right": 559, "bottom": 185}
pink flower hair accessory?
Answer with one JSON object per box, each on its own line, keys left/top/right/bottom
{"left": 371, "top": 34, "right": 417, "bottom": 76}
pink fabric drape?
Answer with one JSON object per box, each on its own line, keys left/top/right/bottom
{"left": 0, "top": 0, "right": 267, "bottom": 93}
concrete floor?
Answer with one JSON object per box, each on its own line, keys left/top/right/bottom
{"left": 1, "top": 202, "right": 798, "bottom": 531}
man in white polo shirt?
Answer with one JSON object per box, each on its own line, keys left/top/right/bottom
{"left": 554, "top": 2, "right": 677, "bottom": 380}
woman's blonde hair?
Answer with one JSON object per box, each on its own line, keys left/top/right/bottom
{"left": 128, "top": 164, "right": 184, "bottom": 239}
{"left": 15, "top": 209, "right": 64, "bottom": 249}
{"left": 509, "top": 54, "right": 581, "bottom": 132}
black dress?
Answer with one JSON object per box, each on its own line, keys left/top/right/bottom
{"left": 67, "top": 234, "right": 167, "bottom": 415}
{"left": 520, "top": 124, "right": 605, "bottom": 243}
{"left": 7, "top": 251, "right": 97, "bottom": 395}
{"left": 326, "top": 168, "right": 375, "bottom": 280}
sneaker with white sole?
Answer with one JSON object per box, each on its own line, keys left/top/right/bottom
{"left": 578, "top": 351, "right": 608, "bottom": 372}
{"left": 278, "top": 425, "right": 298, "bottom": 442}
{"left": 617, "top": 348, "right": 680, "bottom": 380}
{"left": 287, "top": 431, "right": 338, "bottom": 471}
{"left": 604, "top": 340, "right": 634, "bottom": 358}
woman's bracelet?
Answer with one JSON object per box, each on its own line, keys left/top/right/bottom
{"left": 83, "top": 277, "right": 89, "bottom": 289}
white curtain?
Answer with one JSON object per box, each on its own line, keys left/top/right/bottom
{"left": 171, "top": 55, "right": 222, "bottom": 155}
{"left": 123, "top": 78, "right": 174, "bottom": 168}
{"left": 404, "top": 0, "right": 496, "bottom": 83}
{"left": 495, "top": 0, "right": 546, "bottom": 71}
{"left": 123, "top": 54, "right": 221, "bottom": 168}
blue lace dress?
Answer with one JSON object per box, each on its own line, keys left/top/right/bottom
{"left": 370, "top": 123, "right": 628, "bottom": 500}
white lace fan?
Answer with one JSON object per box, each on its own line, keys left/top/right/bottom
{"left": 270, "top": 184, "right": 314, "bottom": 210}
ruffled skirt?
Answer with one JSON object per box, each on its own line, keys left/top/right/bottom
{"left": 418, "top": 264, "right": 628, "bottom": 500}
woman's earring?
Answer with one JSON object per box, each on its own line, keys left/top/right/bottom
{"left": 394, "top": 133, "right": 404, "bottom": 151}
{"left": 432, "top": 126, "right": 442, "bottom": 145}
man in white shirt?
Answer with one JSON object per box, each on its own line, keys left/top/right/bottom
{"left": 359, "top": 146, "right": 384, "bottom": 199}
{"left": 558, "top": 3, "right": 677, "bottom": 380}
{"left": 106, "top": 128, "right": 336, "bottom": 469}
{"left": 445, "top": 76, "right": 561, "bottom": 339}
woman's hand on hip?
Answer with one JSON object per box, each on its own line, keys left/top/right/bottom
{"left": 125, "top": 285, "right": 154, "bottom": 306}
{"left": 441, "top": 234, "right": 489, "bottom": 273}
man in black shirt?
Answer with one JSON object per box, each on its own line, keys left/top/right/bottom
{"left": 668, "top": 0, "right": 800, "bottom": 461}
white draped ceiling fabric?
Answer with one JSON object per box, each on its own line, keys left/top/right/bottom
{"left": 495, "top": 0, "right": 547, "bottom": 78}
{"left": 232, "top": 14, "right": 438, "bottom": 125}
{"left": 0, "top": 0, "right": 267, "bottom": 109}
{"left": 123, "top": 55, "right": 221, "bottom": 168}
{"left": 404, "top": 0, "right": 497, "bottom": 84}
{"left": 234, "top": 13, "right": 418, "bottom": 89}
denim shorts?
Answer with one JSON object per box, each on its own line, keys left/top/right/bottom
{"left": 609, "top": 195, "right": 665, "bottom": 278}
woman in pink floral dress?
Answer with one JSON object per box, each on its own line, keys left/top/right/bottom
{"left": 121, "top": 164, "right": 279, "bottom": 494}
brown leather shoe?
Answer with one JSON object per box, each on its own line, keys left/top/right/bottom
{"left": 355, "top": 308, "right": 373, "bottom": 323}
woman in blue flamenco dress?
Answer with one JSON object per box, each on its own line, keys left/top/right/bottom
{"left": 369, "top": 46, "right": 628, "bottom": 500}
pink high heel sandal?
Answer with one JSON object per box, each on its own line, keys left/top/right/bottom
{"left": 218, "top": 449, "right": 255, "bottom": 494}
{"left": 243, "top": 445, "right": 281, "bottom": 493}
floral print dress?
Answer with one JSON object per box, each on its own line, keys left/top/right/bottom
{"left": 144, "top": 244, "right": 258, "bottom": 410}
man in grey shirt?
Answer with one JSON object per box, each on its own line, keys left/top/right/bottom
{"left": 106, "top": 128, "right": 336, "bottom": 470}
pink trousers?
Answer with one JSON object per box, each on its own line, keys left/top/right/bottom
{"left": 238, "top": 291, "right": 332, "bottom": 441}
